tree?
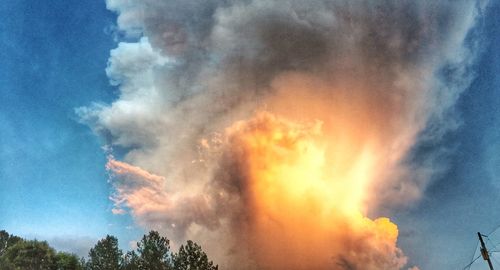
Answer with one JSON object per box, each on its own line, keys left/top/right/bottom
{"left": 79, "top": 257, "right": 87, "bottom": 269}
{"left": 0, "top": 230, "right": 10, "bottom": 256}
{"left": 0, "top": 230, "right": 22, "bottom": 256}
{"left": 0, "top": 258, "right": 14, "bottom": 270}
{"left": 136, "top": 231, "right": 172, "bottom": 270}
{"left": 122, "top": 250, "right": 139, "bottom": 270}
{"left": 0, "top": 230, "right": 23, "bottom": 269}
{"left": 3, "top": 240, "right": 57, "bottom": 270}
{"left": 0, "top": 230, "right": 219, "bottom": 270}
{"left": 86, "top": 235, "right": 122, "bottom": 270}
{"left": 173, "top": 240, "right": 218, "bottom": 270}
{"left": 55, "top": 252, "right": 83, "bottom": 270}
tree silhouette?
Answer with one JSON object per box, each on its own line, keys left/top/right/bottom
{"left": 3, "top": 240, "right": 56, "bottom": 270}
{"left": 86, "top": 235, "right": 123, "bottom": 270}
{"left": 136, "top": 231, "right": 172, "bottom": 270}
{"left": 0, "top": 230, "right": 22, "bottom": 269}
{"left": 0, "top": 230, "right": 218, "bottom": 270}
{"left": 173, "top": 240, "right": 218, "bottom": 270}
{"left": 55, "top": 252, "right": 83, "bottom": 270}
{"left": 0, "top": 230, "right": 22, "bottom": 256}
{"left": 122, "top": 250, "right": 139, "bottom": 270}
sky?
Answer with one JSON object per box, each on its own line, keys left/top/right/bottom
{"left": 0, "top": 0, "right": 499, "bottom": 269}
{"left": 0, "top": 0, "right": 142, "bottom": 253}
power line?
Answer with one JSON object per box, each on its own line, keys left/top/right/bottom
{"left": 462, "top": 254, "right": 482, "bottom": 270}
{"left": 487, "top": 224, "right": 500, "bottom": 236}
{"left": 469, "top": 240, "right": 480, "bottom": 265}
{"left": 492, "top": 256, "right": 500, "bottom": 267}
{"left": 478, "top": 232, "right": 495, "bottom": 270}
{"left": 486, "top": 236, "right": 500, "bottom": 250}
{"left": 486, "top": 236, "right": 500, "bottom": 253}
{"left": 461, "top": 228, "right": 500, "bottom": 270}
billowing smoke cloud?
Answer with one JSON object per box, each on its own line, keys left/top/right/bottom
{"left": 78, "top": 0, "right": 487, "bottom": 269}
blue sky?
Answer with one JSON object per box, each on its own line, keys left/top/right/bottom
{"left": 1, "top": 0, "right": 500, "bottom": 269}
{"left": 0, "top": 0, "right": 142, "bottom": 252}
{"left": 394, "top": 2, "right": 500, "bottom": 268}
{"left": 386, "top": 22, "right": 500, "bottom": 264}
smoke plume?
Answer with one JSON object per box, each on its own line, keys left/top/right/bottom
{"left": 78, "top": 0, "right": 487, "bottom": 269}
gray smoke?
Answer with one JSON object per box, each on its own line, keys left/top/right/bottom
{"left": 78, "top": 0, "right": 487, "bottom": 269}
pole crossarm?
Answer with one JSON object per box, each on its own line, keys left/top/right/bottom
{"left": 479, "top": 232, "right": 495, "bottom": 270}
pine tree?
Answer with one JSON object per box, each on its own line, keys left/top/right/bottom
{"left": 136, "top": 231, "right": 172, "bottom": 270}
{"left": 173, "top": 240, "right": 218, "bottom": 270}
{"left": 86, "top": 235, "right": 122, "bottom": 270}
{"left": 122, "top": 250, "right": 139, "bottom": 270}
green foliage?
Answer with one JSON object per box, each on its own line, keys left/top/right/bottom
{"left": 0, "top": 255, "right": 15, "bottom": 270}
{"left": 0, "top": 230, "right": 10, "bottom": 256}
{"left": 122, "top": 251, "right": 139, "bottom": 270}
{"left": 3, "top": 239, "right": 57, "bottom": 270}
{"left": 0, "top": 230, "right": 23, "bottom": 269}
{"left": 173, "top": 240, "right": 218, "bottom": 270}
{"left": 0, "top": 230, "right": 218, "bottom": 270}
{"left": 80, "top": 257, "right": 87, "bottom": 269}
{"left": 55, "top": 252, "right": 82, "bottom": 270}
{"left": 86, "top": 235, "right": 123, "bottom": 270}
{"left": 0, "top": 230, "right": 22, "bottom": 256}
{"left": 136, "top": 231, "right": 172, "bottom": 270}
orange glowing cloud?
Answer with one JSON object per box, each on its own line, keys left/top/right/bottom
{"left": 106, "top": 157, "right": 170, "bottom": 217}
{"left": 221, "top": 112, "right": 407, "bottom": 269}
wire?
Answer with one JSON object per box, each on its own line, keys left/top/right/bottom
{"left": 492, "top": 255, "right": 500, "bottom": 267}
{"left": 460, "top": 228, "right": 500, "bottom": 270}
{"left": 462, "top": 254, "right": 482, "bottom": 270}
{"left": 487, "top": 224, "right": 500, "bottom": 236}
{"left": 485, "top": 237, "right": 500, "bottom": 253}
{"left": 465, "top": 240, "right": 480, "bottom": 269}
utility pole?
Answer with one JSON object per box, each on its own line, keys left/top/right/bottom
{"left": 478, "top": 232, "right": 495, "bottom": 270}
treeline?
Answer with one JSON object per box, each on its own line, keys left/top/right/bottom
{"left": 0, "top": 230, "right": 218, "bottom": 270}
